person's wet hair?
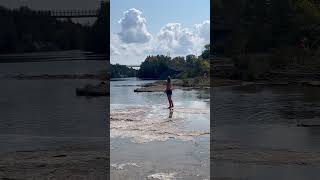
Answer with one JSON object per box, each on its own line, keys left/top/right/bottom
{"left": 167, "top": 76, "right": 171, "bottom": 83}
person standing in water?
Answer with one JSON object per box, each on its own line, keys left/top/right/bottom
{"left": 165, "top": 76, "right": 174, "bottom": 109}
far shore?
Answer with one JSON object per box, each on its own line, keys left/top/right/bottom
{"left": 133, "top": 77, "right": 320, "bottom": 92}
{"left": 5, "top": 73, "right": 108, "bottom": 80}
{"left": 134, "top": 78, "right": 210, "bottom": 92}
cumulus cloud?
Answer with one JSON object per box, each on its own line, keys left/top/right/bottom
{"left": 118, "top": 8, "right": 152, "bottom": 44}
{"left": 111, "top": 9, "right": 209, "bottom": 64}
{"left": 153, "top": 21, "right": 209, "bottom": 56}
{"left": 110, "top": 33, "right": 152, "bottom": 64}
{"left": 194, "top": 20, "right": 210, "bottom": 42}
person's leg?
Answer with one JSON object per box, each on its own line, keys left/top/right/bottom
{"left": 170, "top": 98, "right": 174, "bottom": 107}
{"left": 168, "top": 95, "right": 173, "bottom": 108}
{"left": 167, "top": 95, "right": 171, "bottom": 108}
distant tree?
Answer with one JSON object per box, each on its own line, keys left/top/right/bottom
{"left": 137, "top": 45, "right": 211, "bottom": 79}
{"left": 186, "top": 54, "right": 197, "bottom": 64}
{"left": 110, "top": 64, "right": 137, "bottom": 78}
{"left": 200, "top": 44, "right": 210, "bottom": 59}
{"left": 0, "top": 2, "right": 110, "bottom": 54}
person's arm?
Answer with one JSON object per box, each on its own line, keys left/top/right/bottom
{"left": 164, "top": 81, "right": 168, "bottom": 93}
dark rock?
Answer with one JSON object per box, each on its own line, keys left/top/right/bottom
{"left": 76, "top": 82, "right": 109, "bottom": 96}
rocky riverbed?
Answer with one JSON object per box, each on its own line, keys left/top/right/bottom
{"left": 0, "top": 144, "right": 108, "bottom": 180}
{"left": 213, "top": 140, "right": 320, "bottom": 166}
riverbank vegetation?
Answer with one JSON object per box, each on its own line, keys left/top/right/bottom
{"left": 214, "top": 0, "right": 320, "bottom": 81}
{"left": 110, "top": 44, "right": 210, "bottom": 89}
{"left": 0, "top": 2, "right": 108, "bottom": 54}
{"left": 137, "top": 44, "right": 210, "bottom": 79}
{"left": 125, "top": 44, "right": 211, "bottom": 90}
{"left": 110, "top": 64, "right": 137, "bottom": 78}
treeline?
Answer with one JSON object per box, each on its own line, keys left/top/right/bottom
{"left": 213, "top": 0, "right": 320, "bottom": 80}
{"left": 137, "top": 45, "right": 210, "bottom": 79}
{"left": 214, "top": 0, "right": 320, "bottom": 55}
{"left": 0, "top": 1, "right": 108, "bottom": 54}
{"left": 110, "top": 64, "right": 137, "bottom": 78}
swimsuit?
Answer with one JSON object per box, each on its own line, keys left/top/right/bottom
{"left": 166, "top": 89, "right": 172, "bottom": 95}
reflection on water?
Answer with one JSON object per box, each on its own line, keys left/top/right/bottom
{"left": 169, "top": 109, "right": 173, "bottom": 118}
{"left": 110, "top": 78, "right": 210, "bottom": 179}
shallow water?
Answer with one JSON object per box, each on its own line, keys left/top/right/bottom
{"left": 213, "top": 84, "right": 320, "bottom": 179}
{"left": 110, "top": 78, "right": 210, "bottom": 179}
{"left": 0, "top": 51, "right": 107, "bottom": 153}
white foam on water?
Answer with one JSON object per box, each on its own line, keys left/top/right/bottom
{"left": 111, "top": 162, "right": 140, "bottom": 170}
{"left": 147, "top": 172, "right": 177, "bottom": 180}
{"left": 110, "top": 106, "right": 209, "bottom": 143}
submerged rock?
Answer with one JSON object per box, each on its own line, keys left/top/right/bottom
{"left": 297, "top": 118, "right": 320, "bottom": 127}
{"left": 213, "top": 140, "right": 320, "bottom": 166}
{"left": 301, "top": 81, "right": 320, "bottom": 87}
{"left": 76, "top": 82, "right": 109, "bottom": 96}
{"left": 111, "top": 106, "right": 209, "bottom": 143}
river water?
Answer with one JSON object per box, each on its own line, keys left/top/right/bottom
{"left": 3, "top": 51, "right": 320, "bottom": 179}
{"left": 213, "top": 84, "right": 320, "bottom": 180}
{"left": 110, "top": 78, "right": 210, "bottom": 179}
{"left": 0, "top": 51, "right": 108, "bottom": 152}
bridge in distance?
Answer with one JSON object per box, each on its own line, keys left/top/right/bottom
{"left": 19, "top": 1, "right": 107, "bottom": 18}
{"left": 126, "top": 65, "right": 140, "bottom": 68}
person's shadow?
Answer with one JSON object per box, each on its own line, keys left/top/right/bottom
{"left": 168, "top": 109, "right": 174, "bottom": 118}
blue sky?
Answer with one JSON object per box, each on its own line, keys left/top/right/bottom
{"left": 111, "top": 0, "right": 210, "bottom": 65}
{"left": 111, "top": 0, "right": 210, "bottom": 34}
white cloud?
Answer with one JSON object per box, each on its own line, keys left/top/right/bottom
{"left": 152, "top": 21, "right": 209, "bottom": 56}
{"left": 118, "top": 8, "right": 152, "bottom": 44}
{"left": 194, "top": 20, "right": 210, "bottom": 42}
{"left": 110, "top": 44, "right": 120, "bottom": 55}
{"left": 111, "top": 8, "right": 209, "bottom": 64}
{"left": 110, "top": 33, "right": 151, "bottom": 64}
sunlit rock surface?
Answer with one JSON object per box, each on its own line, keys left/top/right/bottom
{"left": 111, "top": 106, "right": 209, "bottom": 143}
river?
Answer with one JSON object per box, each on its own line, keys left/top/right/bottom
{"left": 110, "top": 78, "right": 210, "bottom": 179}
{"left": 2, "top": 51, "right": 320, "bottom": 179}
{"left": 213, "top": 84, "right": 320, "bottom": 180}
{"left": 0, "top": 51, "right": 108, "bottom": 152}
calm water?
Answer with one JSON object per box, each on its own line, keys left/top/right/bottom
{"left": 0, "top": 51, "right": 107, "bottom": 152}
{"left": 213, "top": 84, "right": 320, "bottom": 179}
{"left": 110, "top": 78, "right": 210, "bottom": 179}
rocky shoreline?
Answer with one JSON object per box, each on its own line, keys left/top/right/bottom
{"left": 134, "top": 78, "right": 210, "bottom": 92}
